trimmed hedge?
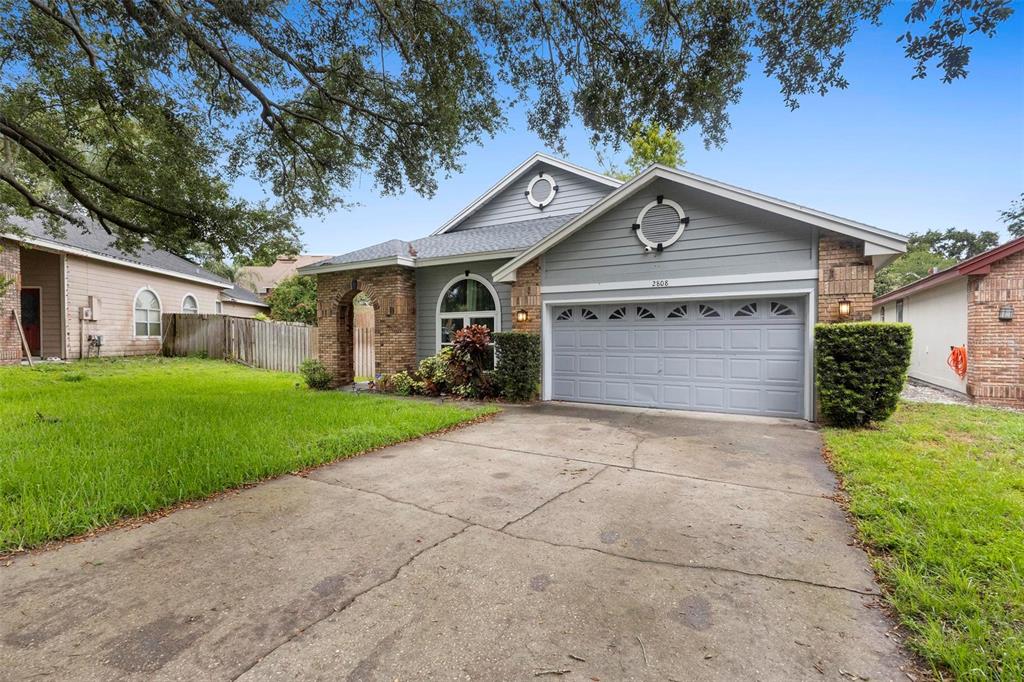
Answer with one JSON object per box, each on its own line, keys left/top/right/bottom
{"left": 299, "top": 358, "right": 332, "bottom": 390}
{"left": 494, "top": 331, "right": 542, "bottom": 402}
{"left": 815, "top": 322, "right": 912, "bottom": 427}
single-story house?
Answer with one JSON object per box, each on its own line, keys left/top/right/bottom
{"left": 238, "top": 254, "right": 330, "bottom": 297}
{"left": 300, "top": 153, "right": 909, "bottom": 420}
{"left": 1, "top": 217, "right": 268, "bottom": 363}
{"left": 872, "top": 236, "right": 1023, "bottom": 408}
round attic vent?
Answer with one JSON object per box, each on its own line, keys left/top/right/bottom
{"left": 526, "top": 173, "right": 557, "bottom": 208}
{"left": 635, "top": 197, "right": 687, "bottom": 250}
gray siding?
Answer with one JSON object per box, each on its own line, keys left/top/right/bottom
{"left": 541, "top": 279, "right": 817, "bottom": 305}
{"left": 415, "top": 260, "right": 513, "bottom": 361}
{"left": 451, "top": 163, "right": 614, "bottom": 232}
{"left": 542, "top": 179, "right": 818, "bottom": 288}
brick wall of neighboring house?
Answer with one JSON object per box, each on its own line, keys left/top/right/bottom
{"left": 817, "top": 234, "right": 874, "bottom": 322}
{"left": 966, "top": 249, "right": 1024, "bottom": 408}
{"left": 316, "top": 265, "right": 416, "bottom": 385}
{"left": 0, "top": 239, "right": 22, "bottom": 365}
{"left": 510, "top": 257, "right": 542, "bottom": 334}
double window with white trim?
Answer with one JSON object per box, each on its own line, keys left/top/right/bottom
{"left": 133, "top": 289, "right": 161, "bottom": 337}
{"left": 436, "top": 274, "right": 501, "bottom": 362}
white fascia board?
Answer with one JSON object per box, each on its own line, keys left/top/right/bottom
{"left": 416, "top": 250, "right": 520, "bottom": 267}
{"left": 493, "top": 165, "right": 909, "bottom": 282}
{"left": 430, "top": 152, "right": 622, "bottom": 236}
{"left": 220, "top": 294, "right": 269, "bottom": 308}
{"left": 296, "top": 256, "right": 415, "bottom": 275}
{"left": 540, "top": 269, "right": 819, "bottom": 294}
{"left": 5, "top": 232, "right": 227, "bottom": 287}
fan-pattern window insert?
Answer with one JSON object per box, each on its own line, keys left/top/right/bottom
{"left": 770, "top": 301, "right": 796, "bottom": 317}
{"left": 734, "top": 302, "right": 758, "bottom": 318}
{"left": 580, "top": 308, "right": 599, "bottom": 320}
{"left": 667, "top": 304, "right": 688, "bottom": 319}
{"left": 609, "top": 306, "right": 626, "bottom": 320}
{"left": 182, "top": 294, "right": 198, "bottom": 314}
{"left": 698, "top": 304, "right": 720, "bottom": 319}
{"left": 636, "top": 306, "right": 656, "bottom": 320}
{"left": 556, "top": 308, "right": 574, "bottom": 321}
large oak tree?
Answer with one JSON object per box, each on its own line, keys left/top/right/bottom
{"left": 0, "top": 0, "right": 1014, "bottom": 259}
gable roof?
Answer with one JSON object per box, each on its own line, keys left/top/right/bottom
{"left": 220, "top": 283, "right": 270, "bottom": 307}
{"left": 873, "top": 235, "right": 1024, "bottom": 306}
{"left": 298, "top": 214, "right": 577, "bottom": 275}
{"left": 238, "top": 254, "right": 330, "bottom": 293}
{"left": 492, "top": 164, "right": 909, "bottom": 282}
{"left": 429, "top": 152, "right": 621, "bottom": 236}
{"left": 5, "top": 216, "right": 231, "bottom": 286}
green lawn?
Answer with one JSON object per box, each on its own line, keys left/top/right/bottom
{"left": 824, "top": 402, "right": 1024, "bottom": 680}
{"left": 0, "top": 357, "right": 493, "bottom": 553}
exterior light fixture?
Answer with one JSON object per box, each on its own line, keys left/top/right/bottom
{"left": 837, "top": 299, "right": 852, "bottom": 319}
{"left": 515, "top": 309, "right": 529, "bottom": 323}
{"left": 999, "top": 305, "right": 1014, "bottom": 322}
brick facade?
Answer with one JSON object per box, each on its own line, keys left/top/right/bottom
{"left": 316, "top": 266, "right": 417, "bottom": 385}
{"left": 510, "top": 257, "right": 542, "bottom": 334}
{"left": 966, "top": 250, "right": 1024, "bottom": 408}
{"left": 817, "top": 234, "right": 874, "bottom": 322}
{"left": 0, "top": 239, "right": 22, "bottom": 365}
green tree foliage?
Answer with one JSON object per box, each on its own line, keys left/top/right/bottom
{"left": 265, "top": 275, "right": 316, "bottom": 325}
{"left": 875, "top": 227, "right": 1001, "bottom": 296}
{"left": 1000, "top": 193, "right": 1024, "bottom": 238}
{"left": 603, "top": 122, "right": 685, "bottom": 180}
{"left": 0, "top": 1, "right": 1014, "bottom": 255}
{"left": 875, "top": 249, "right": 956, "bottom": 296}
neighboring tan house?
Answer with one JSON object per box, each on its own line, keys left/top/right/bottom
{"left": 1, "top": 217, "right": 268, "bottom": 363}
{"left": 872, "top": 236, "right": 1023, "bottom": 409}
{"left": 238, "top": 254, "right": 329, "bottom": 297}
{"left": 301, "top": 153, "right": 909, "bottom": 421}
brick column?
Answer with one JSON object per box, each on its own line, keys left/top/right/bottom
{"left": 966, "top": 250, "right": 1023, "bottom": 408}
{"left": 0, "top": 239, "right": 22, "bottom": 365}
{"left": 316, "top": 265, "right": 417, "bottom": 385}
{"left": 510, "top": 257, "right": 542, "bottom": 334}
{"left": 817, "top": 235, "right": 874, "bottom": 322}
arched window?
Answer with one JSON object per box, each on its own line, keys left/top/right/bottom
{"left": 436, "top": 274, "right": 501, "bottom": 354}
{"left": 134, "top": 289, "right": 161, "bottom": 337}
{"left": 182, "top": 294, "right": 199, "bottom": 314}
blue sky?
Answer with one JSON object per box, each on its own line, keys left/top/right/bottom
{"left": 286, "top": 5, "right": 1024, "bottom": 256}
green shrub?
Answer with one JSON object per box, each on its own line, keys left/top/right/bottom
{"left": 418, "top": 347, "right": 453, "bottom": 396}
{"left": 815, "top": 322, "right": 912, "bottom": 427}
{"left": 389, "top": 371, "right": 418, "bottom": 396}
{"left": 494, "top": 331, "right": 542, "bottom": 402}
{"left": 299, "top": 358, "right": 332, "bottom": 390}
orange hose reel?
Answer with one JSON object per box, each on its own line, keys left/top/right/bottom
{"left": 948, "top": 345, "right": 968, "bottom": 379}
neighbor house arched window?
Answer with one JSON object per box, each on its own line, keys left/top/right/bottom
{"left": 436, "top": 274, "right": 501, "bottom": 355}
{"left": 182, "top": 294, "right": 199, "bottom": 314}
{"left": 134, "top": 288, "right": 162, "bottom": 337}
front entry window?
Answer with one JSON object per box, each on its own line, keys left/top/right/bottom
{"left": 437, "top": 276, "right": 500, "bottom": 362}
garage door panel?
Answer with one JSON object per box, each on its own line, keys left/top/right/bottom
{"left": 729, "top": 357, "right": 761, "bottom": 381}
{"left": 694, "top": 357, "right": 725, "bottom": 379}
{"left": 578, "top": 355, "right": 602, "bottom": 374}
{"left": 632, "top": 356, "right": 660, "bottom": 376}
{"left": 551, "top": 297, "right": 805, "bottom": 418}
{"left": 694, "top": 328, "right": 726, "bottom": 350}
{"left": 663, "top": 357, "right": 690, "bottom": 377}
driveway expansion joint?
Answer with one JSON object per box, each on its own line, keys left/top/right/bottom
{"left": 232, "top": 523, "right": 472, "bottom": 681}
{"left": 498, "top": 528, "right": 880, "bottom": 598}
{"left": 428, "top": 436, "right": 830, "bottom": 500}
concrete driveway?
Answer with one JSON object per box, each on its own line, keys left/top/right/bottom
{"left": 1, "top": 402, "right": 913, "bottom": 681}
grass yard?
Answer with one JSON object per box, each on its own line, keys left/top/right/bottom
{"left": 824, "top": 402, "right": 1024, "bottom": 680}
{"left": 0, "top": 357, "right": 493, "bottom": 553}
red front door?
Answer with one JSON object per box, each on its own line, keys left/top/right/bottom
{"left": 20, "top": 288, "right": 41, "bottom": 357}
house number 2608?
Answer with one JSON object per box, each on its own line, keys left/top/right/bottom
{"left": 651, "top": 279, "right": 669, "bottom": 288}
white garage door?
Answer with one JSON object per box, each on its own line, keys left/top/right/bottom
{"left": 550, "top": 298, "right": 806, "bottom": 417}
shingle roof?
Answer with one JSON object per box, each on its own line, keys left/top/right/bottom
{"left": 221, "top": 283, "right": 269, "bottom": 306}
{"left": 6, "top": 216, "right": 229, "bottom": 285}
{"left": 237, "top": 254, "right": 331, "bottom": 293}
{"left": 305, "top": 214, "right": 578, "bottom": 271}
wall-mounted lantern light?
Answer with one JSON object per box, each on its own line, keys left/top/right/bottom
{"left": 515, "top": 309, "right": 529, "bottom": 323}
{"left": 999, "top": 305, "right": 1014, "bottom": 322}
{"left": 837, "top": 299, "right": 852, "bottom": 319}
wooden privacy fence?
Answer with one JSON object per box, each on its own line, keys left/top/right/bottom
{"left": 162, "top": 314, "right": 318, "bottom": 373}
{"left": 353, "top": 326, "right": 374, "bottom": 378}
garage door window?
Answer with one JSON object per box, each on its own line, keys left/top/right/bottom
{"left": 437, "top": 275, "right": 501, "bottom": 355}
